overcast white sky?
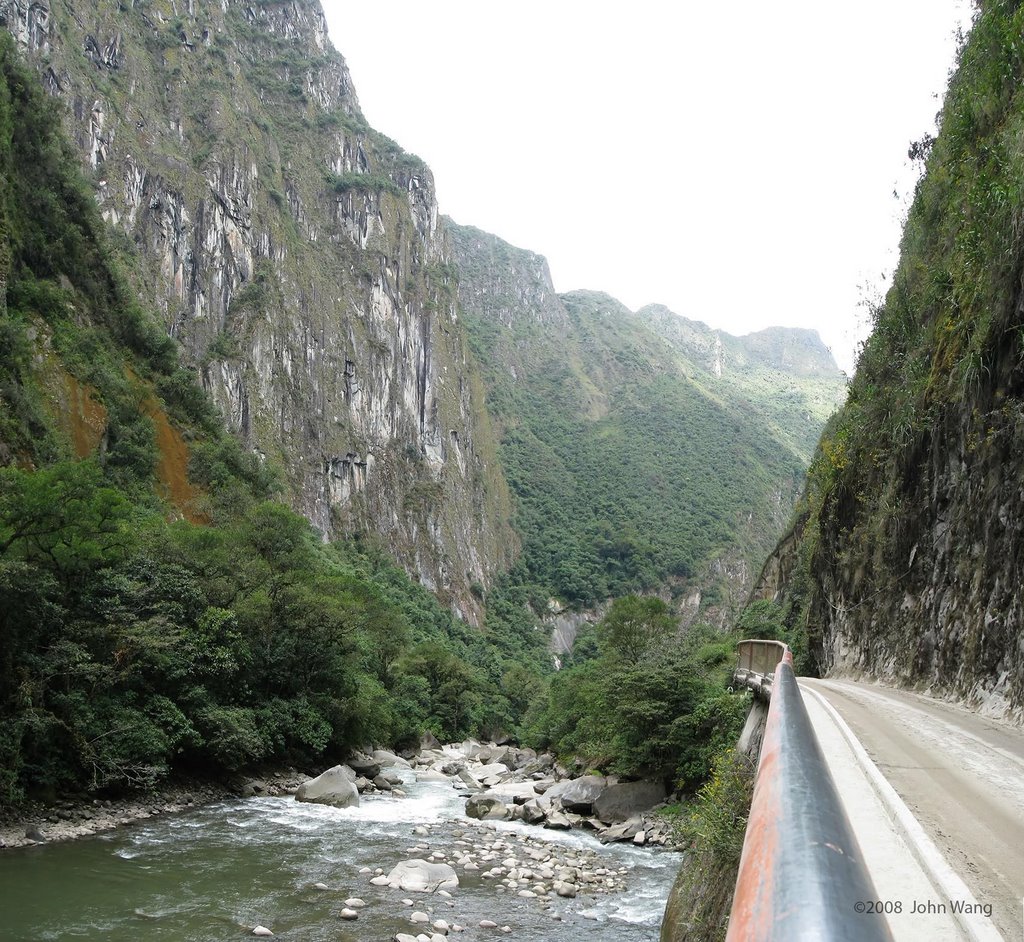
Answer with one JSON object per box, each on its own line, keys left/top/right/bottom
{"left": 319, "top": 1, "right": 975, "bottom": 373}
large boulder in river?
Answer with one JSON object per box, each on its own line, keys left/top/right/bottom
{"left": 544, "top": 810, "right": 573, "bottom": 829}
{"left": 474, "top": 761, "right": 511, "bottom": 780}
{"left": 386, "top": 858, "right": 459, "bottom": 892}
{"left": 484, "top": 781, "right": 538, "bottom": 802}
{"left": 459, "top": 739, "right": 486, "bottom": 759}
{"left": 295, "top": 766, "right": 359, "bottom": 808}
{"left": 456, "top": 768, "right": 482, "bottom": 789}
{"left": 522, "top": 752, "right": 555, "bottom": 775}
{"left": 371, "top": 749, "right": 411, "bottom": 769}
{"left": 597, "top": 818, "right": 643, "bottom": 843}
{"left": 546, "top": 774, "right": 607, "bottom": 814}
{"left": 465, "top": 795, "right": 510, "bottom": 820}
{"left": 594, "top": 780, "right": 667, "bottom": 823}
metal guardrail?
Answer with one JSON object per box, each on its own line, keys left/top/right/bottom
{"left": 726, "top": 641, "right": 894, "bottom": 942}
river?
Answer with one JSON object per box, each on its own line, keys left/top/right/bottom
{"left": 1, "top": 768, "right": 681, "bottom": 941}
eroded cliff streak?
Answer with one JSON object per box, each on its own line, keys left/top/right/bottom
{"left": 0, "top": 0, "right": 513, "bottom": 618}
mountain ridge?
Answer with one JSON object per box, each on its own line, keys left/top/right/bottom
{"left": 448, "top": 220, "right": 847, "bottom": 620}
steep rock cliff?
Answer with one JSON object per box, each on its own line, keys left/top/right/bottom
{"left": 756, "top": 2, "right": 1024, "bottom": 718}
{"left": 0, "top": 0, "right": 513, "bottom": 618}
{"left": 449, "top": 221, "right": 847, "bottom": 622}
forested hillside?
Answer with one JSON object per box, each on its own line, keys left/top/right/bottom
{"left": 449, "top": 223, "right": 846, "bottom": 617}
{"left": 758, "top": 0, "right": 1024, "bottom": 715}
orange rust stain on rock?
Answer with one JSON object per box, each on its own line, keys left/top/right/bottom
{"left": 140, "top": 394, "right": 208, "bottom": 524}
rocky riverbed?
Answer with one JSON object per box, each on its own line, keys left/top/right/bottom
{"left": 297, "top": 739, "right": 681, "bottom": 851}
{"left": 1, "top": 743, "right": 682, "bottom": 941}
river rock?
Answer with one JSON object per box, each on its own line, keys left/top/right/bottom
{"left": 465, "top": 796, "right": 509, "bottom": 820}
{"left": 484, "top": 781, "right": 538, "bottom": 802}
{"left": 597, "top": 819, "right": 640, "bottom": 842}
{"left": 546, "top": 774, "right": 606, "bottom": 814}
{"left": 521, "top": 799, "right": 547, "bottom": 824}
{"left": 544, "top": 810, "right": 572, "bottom": 830}
{"left": 473, "top": 762, "right": 511, "bottom": 779}
{"left": 252, "top": 928, "right": 273, "bottom": 937}
{"left": 387, "top": 859, "right": 460, "bottom": 892}
{"left": 593, "top": 780, "right": 667, "bottom": 822}
{"left": 523, "top": 753, "right": 555, "bottom": 774}
{"left": 372, "top": 749, "right": 412, "bottom": 768}
{"left": 372, "top": 775, "right": 394, "bottom": 791}
{"left": 340, "top": 908, "right": 359, "bottom": 919}
{"left": 294, "top": 766, "right": 359, "bottom": 808}
{"left": 346, "top": 753, "right": 382, "bottom": 779}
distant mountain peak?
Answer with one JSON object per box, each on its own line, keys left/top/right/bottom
{"left": 636, "top": 303, "right": 843, "bottom": 380}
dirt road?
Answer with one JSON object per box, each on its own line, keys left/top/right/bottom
{"left": 803, "top": 678, "right": 1024, "bottom": 940}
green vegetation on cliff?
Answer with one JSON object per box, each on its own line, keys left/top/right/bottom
{"left": 0, "top": 36, "right": 545, "bottom": 808}
{"left": 763, "top": 1, "right": 1024, "bottom": 709}
{"left": 450, "top": 223, "right": 845, "bottom": 614}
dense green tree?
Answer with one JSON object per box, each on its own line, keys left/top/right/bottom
{"left": 529, "top": 607, "right": 747, "bottom": 790}
{"left": 597, "top": 594, "right": 676, "bottom": 665}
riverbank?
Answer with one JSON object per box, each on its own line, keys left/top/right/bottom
{"left": 0, "top": 770, "right": 307, "bottom": 850}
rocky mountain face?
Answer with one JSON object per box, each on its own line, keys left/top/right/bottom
{"left": 448, "top": 222, "right": 847, "bottom": 625}
{"left": 0, "top": 0, "right": 513, "bottom": 619}
{"left": 756, "top": 2, "right": 1024, "bottom": 717}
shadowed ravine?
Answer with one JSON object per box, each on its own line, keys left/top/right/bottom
{"left": 1, "top": 769, "right": 680, "bottom": 941}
